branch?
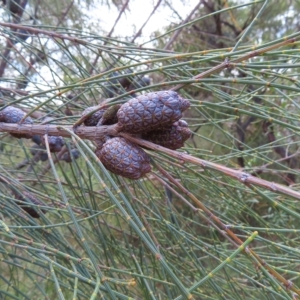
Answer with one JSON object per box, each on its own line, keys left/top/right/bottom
{"left": 0, "top": 122, "right": 118, "bottom": 140}
{"left": 0, "top": 0, "right": 28, "bottom": 77}
{"left": 1, "top": 122, "right": 300, "bottom": 201}
{"left": 131, "top": 0, "right": 163, "bottom": 43}
{"left": 13, "top": 0, "right": 75, "bottom": 91}
{"left": 164, "top": 1, "right": 202, "bottom": 50}
{"left": 170, "top": 35, "right": 299, "bottom": 91}
{"left": 89, "top": 0, "right": 130, "bottom": 74}
{"left": 0, "top": 22, "right": 89, "bottom": 45}
{"left": 120, "top": 133, "right": 300, "bottom": 201}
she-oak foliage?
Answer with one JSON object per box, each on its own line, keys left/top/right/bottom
{"left": 0, "top": 0, "right": 300, "bottom": 299}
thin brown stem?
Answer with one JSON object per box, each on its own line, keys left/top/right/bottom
{"left": 154, "top": 162, "right": 300, "bottom": 295}
{"left": 89, "top": 0, "right": 130, "bottom": 74}
{"left": 164, "top": 1, "right": 202, "bottom": 50}
{"left": 131, "top": 0, "right": 163, "bottom": 43}
{"left": 251, "top": 151, "right": 300, "bottom": 176}
{"left": 171, "top": 37, "right": 298, "bottom": 91}
{"left": 0, "top": 122, "right": 117, "bottom": 140}
{"left": 120, "top": 133, "right": 300, "bottom": 201}
{"left": 0, "top": 22, "right": 89, "bottom": 45}
{"left": 0, "top": 0, "right": 28, "bottom": 77}
{"left": 1, "top": 122, "right": 300, "bottom": 202}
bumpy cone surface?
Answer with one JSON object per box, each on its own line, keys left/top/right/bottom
{"left": 82, "top": 106, "right": 106, "bottom": 126}
{"left": 0, "top": 106, "right": 33, "bottom": 138}
{"left": 42, "top": 136, "right": 64, "bottom": 152}
{"left": 82, "top": 105, "right": 119, "bottom": 126}
{"left": 96, "top": 137, "right": 151, "bottom": 179}
{"left": 94, "top": 135, "right": 111, "bottom": 150}
{"left": 117, "top": 91, "right": 190, "bottom": 133}
{"left": 142, "top": 119, "right": 191, "bottom": 150}
{"left": 99, "top": 104, "right": 120, "bottom": 125}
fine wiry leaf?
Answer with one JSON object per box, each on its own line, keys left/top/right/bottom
{"left": 1, "top": 1, "right": 300, "bottom": 299}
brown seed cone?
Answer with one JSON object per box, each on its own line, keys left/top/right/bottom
{"left": 96, "top": 137, "right": 151, "bottom": 179}
{"left": 116, "top": 91, "right": 190, "bottom": 133}
{"left": 82, "top": 106, "right": 106, "bottom": 126}
{"left": 0, "top": 106, "right": 33, "bottom": 138}
{"left": 14, "top": 190, "right": 46, "bottom": 218}
{"left": 142, "top": 120, "right": 192, "bottom": 150}
{"left": 42, "top": 135, "right": 64, "bottom": 152}
{"left": 82, "top": 105, "right": 120, "bottom": 126}
{"left": 99, "top": 104, "right": 120, "bottom": 125}
{"left": 94, "top": 135, "right": 110, "bottom": 150}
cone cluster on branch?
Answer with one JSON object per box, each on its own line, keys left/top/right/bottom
{"left": 141, "top": 119, "right": 191, "bottom": 150}
{"left": 96, "top": 137, "right": 151, "bottom": 179}
{"left": 90, "top": 91, "right": 191, "bottom": 179}
{"left": 81, "top": 104, "right": 120, "bottom": 126}
{"left": 0, "top": 107, "right": 80, "bottom": 165}
{"left": 0, "top": 106, "right": 33, "bottom": 138}
{"left": 41, "top": 135, "right": 64, "bottom": 153}
{"left": 116, "top": 91, "right": 190, "bottom": 133}
{"left": 0, "top": 91, "right": 191, "bottom": 180}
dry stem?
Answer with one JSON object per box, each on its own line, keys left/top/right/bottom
{"left": 1, "top": 122, "right": 300, "bottom": 202}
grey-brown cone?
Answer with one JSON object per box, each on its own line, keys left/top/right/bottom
{"left": 0, "top": 106, "right": 33, "bottom": 138}
{"left": 117, "top": 91, "right": 190, "bottom": 133}
{"left": 142, "top": 119, "right": 191, "bottom": 150}
{"left": 96, "top": 137, "right": 151, "bottom": 179}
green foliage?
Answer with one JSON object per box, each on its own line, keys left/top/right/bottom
{"left": 1, "top": 0, "right": 300, "bottom": 299}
